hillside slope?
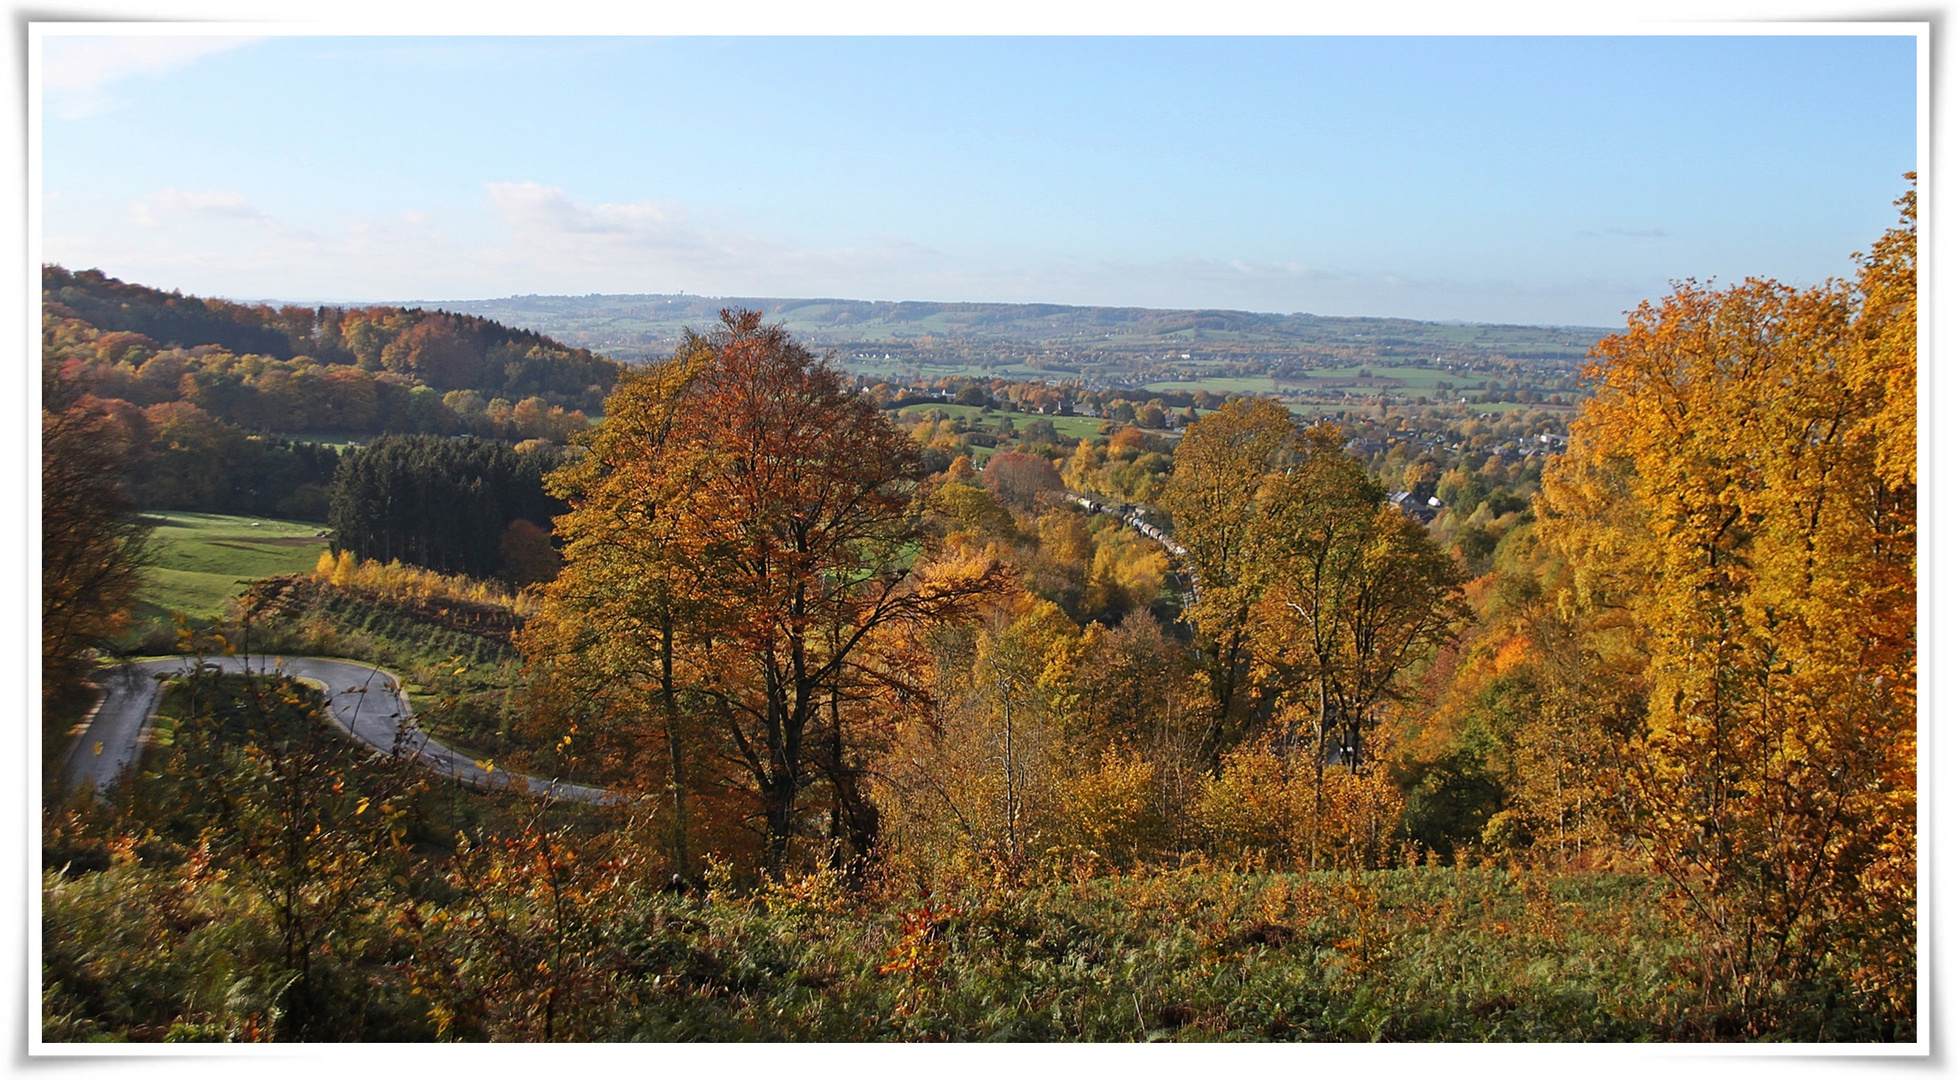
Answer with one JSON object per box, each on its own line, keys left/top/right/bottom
{"left": 44, "top": 266, "right": 622, "bottom": 428}
{"left": 434, "top": 292, "right": 1609, "bottom": 385}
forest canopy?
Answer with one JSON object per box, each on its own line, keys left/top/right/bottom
{"left": 41, "top": 266, "right": 620, "bottom": 520}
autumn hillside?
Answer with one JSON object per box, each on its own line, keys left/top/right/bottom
{"left": 40, "top": 184, "right": 1915, "bottom": 1044}
{"left": 46, "top": 266, "right": 621, "bottom": 415}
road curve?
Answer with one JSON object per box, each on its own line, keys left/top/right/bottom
{"left": 58, "top": 655, "right": 618, "bottom": 806}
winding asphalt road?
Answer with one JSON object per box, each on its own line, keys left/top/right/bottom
{"left": 57, "top": 655, "right": 617, "bottom": 805}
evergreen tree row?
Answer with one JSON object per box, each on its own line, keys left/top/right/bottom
{"left": 135, "top": 429, "right": 342, "bottom": 522}
{"left": 328, "top": 435, "right": 565, "bottom": 581}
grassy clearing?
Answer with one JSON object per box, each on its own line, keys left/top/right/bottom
{"left": 1040, "top": 414, "right": 1122, "bottom": 442}
{"left": 890, "top": 404, "right": 1127, "bottom": 445}
{"left": 133, "top": 513, "right": 331, "bottom": 622}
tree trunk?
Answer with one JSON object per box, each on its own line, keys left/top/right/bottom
{"left": 1201, "top": 622, "right": 1248, "bottom": 772}
{"left": 759, "top": 662, "right": 808, "bottom": 878}
{"left": 659, "top": 612, "right": 690, "bottom": 881}
{"left": 1311, "top": 675, "right": 1330, "bottom": 871}
{"left": 821, "top": 689, "right": 880, "bottom": 884}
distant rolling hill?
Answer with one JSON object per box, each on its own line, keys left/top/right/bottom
{"left": 424, "top": 293, "right": 1611, "bottom": 386}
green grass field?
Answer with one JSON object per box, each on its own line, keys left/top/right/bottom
{"left": 135, "top": 512, "right": 331, "bottom": 621}
{"left": 890, "top": 403, "right": 1120, "bottom": 445}
{"left": 1038, "top": 414, "right": 1109, "bottom": 443}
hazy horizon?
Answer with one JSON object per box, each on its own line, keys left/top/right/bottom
{"left": 40, "top": 32, "right": 1917, "bottom": 327}
{"left": 171, "top": 281, "right": 1624, "bottom": 334}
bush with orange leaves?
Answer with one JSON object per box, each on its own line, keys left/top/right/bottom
{"left": 1194, "top": 738, "right": 1407, "bottom": 871}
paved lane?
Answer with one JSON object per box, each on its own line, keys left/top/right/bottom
{"left": 56, "top": 662, "right": 170, "bottom": 796}
{"left": 58, "top": 655, "right": 617, "bottom": 805}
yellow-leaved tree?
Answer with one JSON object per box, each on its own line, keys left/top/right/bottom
{"left": 1537, "top": 180, "right": 1915, "bottom": 1037}
{"left": 1158, "top": 399, "right": 1301, "bottom": 764}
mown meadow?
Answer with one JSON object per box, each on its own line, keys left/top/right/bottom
{"left": 130, "top": 512, "right": 329, "bottom": 622}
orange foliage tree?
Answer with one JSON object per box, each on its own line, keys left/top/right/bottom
{"left": 524, "top": 311, "right": 1005, "bottom": 878}
{"left": 1250, "top": 424, "right": 1466, "bottom": 867}
{"left": 42, "top": 378, "right": 151, "bottom": 702}
{"left": 1158, "top": 398, "right": 1300, "bottom": 763}
{"left": 1537, "top": 182, "right": 1915, "bottom": 1034}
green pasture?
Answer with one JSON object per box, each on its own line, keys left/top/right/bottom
{"left": 891, "top": 403, "right": 1120, "bottom": 445}
{"left": 1035, "top": 414, "right": 1109, "bottom": 443}
{"left": 135, "top": 512, "right": 332, "bottom": 621}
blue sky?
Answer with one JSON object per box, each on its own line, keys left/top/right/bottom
{"left": 39, "top": 33, "right": 1918, "bottom": 327}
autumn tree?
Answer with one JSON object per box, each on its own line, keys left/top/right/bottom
{"left": 42, "top": 379, "right": 151, "bottom": 703}
{"left": 877, "top": 590, "right": 1169, "bottom": 878}
{"left": 1537, "top": 182, "right": 1916, "bottom": 1035}
{"left": 981, "top": 449, "right": 1064, "bottom": 511}
{"left": 521, "top": 352, "right": 735, "bottom": 880}
{"left": 1082, "top": 525, "right": 1169, "bottom": 625}
{"left": 1158, "top": 399, "right": 1301, "bottom": 765}
{"left": 129, "top": 667, "right": 429, "bottom": 1039}
{"left": 498, "top": 519, "right": 560, "bottom": 586}
{"left": 1073, "top": 610, "right": 1205, "bottom": 837}
{"left": 527, "top": 311, "right": 1004, "bottom": 877}
{"left": 1250, "top": 424, "right": 1466, "bottom": 867}
{"left": 1405, "top": 522, "right": 1644, "bottom": 863}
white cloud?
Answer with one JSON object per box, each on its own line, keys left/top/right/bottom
{"left": 130, "top": 188, "right": 273, "bottom": 228}
{"left": 487, "top": 182, "right": 684, "bottom": 237}
{"left": 41, "top": 35, "right": 258, "bottom": 93}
